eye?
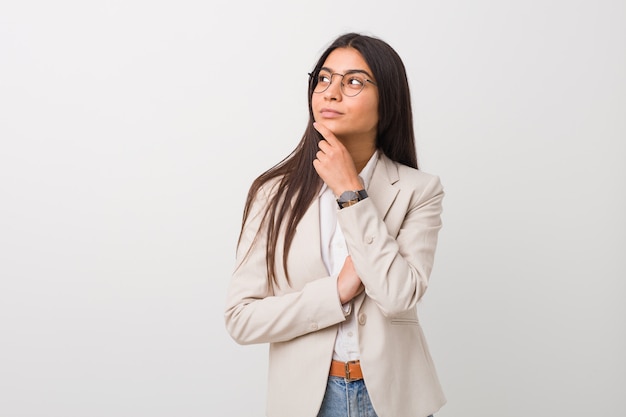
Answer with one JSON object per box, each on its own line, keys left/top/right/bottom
{"left": 345, "top": 74, "right": 365, "bottom": 89}
{"left": 317, "top": 73, "right": 331, "bottom": 84}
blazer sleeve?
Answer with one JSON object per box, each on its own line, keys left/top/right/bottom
{"left": 224, "top": 184, "right": 347, "bottom": 345}
{"left": 337, "top": 173, "right": 444, "bottom": 317}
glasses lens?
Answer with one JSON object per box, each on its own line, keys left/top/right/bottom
{"left": 341, "top": 72, "right": 366, "bottom": 97}
{"left": 314, "top": 71, "right": 332, "bottom": 93}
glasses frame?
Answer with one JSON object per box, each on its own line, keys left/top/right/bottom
{"left": 309, "top": 70, "right": 377, "bottom": 97}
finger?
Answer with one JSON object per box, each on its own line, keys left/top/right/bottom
{"left": 317, "top": 139, "right": 330, "bottom": 152}
{"left": 318, "top": 141, "right": 334, "bottom": 157}
{"left": 312, "top": 158, "right": 327, "bottom": 178}
{"left": 313, "top": 122, "right": 339, "bottom": 145}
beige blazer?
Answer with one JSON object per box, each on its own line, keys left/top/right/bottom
{"left": 225, "top": 153, "right": 446, "bottom": 417}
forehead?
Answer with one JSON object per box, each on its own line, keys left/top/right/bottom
{"left": 322, "top": 47, "right": 372, "bottom": 73}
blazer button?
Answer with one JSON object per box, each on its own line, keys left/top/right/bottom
{"left": 310, "top": 323, "right": 319, "bottom": 330}
{"left": 365, "top": 235, "right": 374, "bottom": 244}
{"left": 358, "top": 314, "right": 367, "bottom": 325}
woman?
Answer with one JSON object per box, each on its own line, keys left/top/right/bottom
{"left": 225, "top": 32, "right": 446, "bottom": 417}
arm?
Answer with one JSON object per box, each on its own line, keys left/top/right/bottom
{"left": 224, "top": 185, "right": 347, "bottom": 345}
{"left": 310, "top": 122, "right": 443, "bottom": 315}
{"left": 338, "top": 175, "right": 444, "bottom": 316}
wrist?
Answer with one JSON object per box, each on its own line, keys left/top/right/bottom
{"left": 336, "top": 189, "right": 368, "bottom": 209}
{"left": 333, "top": 178, "right": 363, "bottom": 197}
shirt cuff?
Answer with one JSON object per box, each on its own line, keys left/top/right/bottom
{"left": 341, "top": 302, "right": 352, "bottom": 316}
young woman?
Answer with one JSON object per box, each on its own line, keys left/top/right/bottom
{"left": 225, "top": 32, "right": 446, "bottom": 417}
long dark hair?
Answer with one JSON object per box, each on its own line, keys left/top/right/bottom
{"left": 238, "top": 32, "right": 418, "bottom": 288}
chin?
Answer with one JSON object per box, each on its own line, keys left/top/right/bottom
{"left": 318, "top": 120, "right": 345, "bottom": 134}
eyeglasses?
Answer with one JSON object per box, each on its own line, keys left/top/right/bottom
{"left": 309, "top": 69, "right": 377, "bottom": 97}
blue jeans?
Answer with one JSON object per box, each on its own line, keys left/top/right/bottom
{"left": 316, "top": 376, "right": 434, "bottom": 417}
{"left": 316, "top": 376, "right": 378, "bottom": 417}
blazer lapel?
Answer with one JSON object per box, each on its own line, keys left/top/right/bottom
{"left": 367, "top": 153, "right": 400, "bottom": 221}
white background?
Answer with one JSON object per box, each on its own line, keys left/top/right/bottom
{"left": 1, "top": 1, "right": 624, "bottom": 416}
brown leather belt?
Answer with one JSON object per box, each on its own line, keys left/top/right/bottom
{"left": 329, "top": 360, "right": 363, "bottom": 381}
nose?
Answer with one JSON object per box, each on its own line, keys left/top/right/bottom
{"left": 323, "top": 74, "right": 343, "bottom": 100}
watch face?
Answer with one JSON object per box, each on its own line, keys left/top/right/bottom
{"left": 337, "top": 189, "right": 368, "bottom": 209}
{"left": 338, "top": 191, "right": 359, "bottom": 202}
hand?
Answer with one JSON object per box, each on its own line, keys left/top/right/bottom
{"left": 312, "top": 122, "right": 363, "bottom": 196}
{"left": 337, "top": 256, "right": 365, "bottom": 304}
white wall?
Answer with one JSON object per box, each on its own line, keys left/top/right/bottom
{"left": 1, "top": 1, "right": 624, "bottom": 416}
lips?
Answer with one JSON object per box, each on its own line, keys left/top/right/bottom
{"left": 319, "top": 108, "right": 343, "bottom": 118}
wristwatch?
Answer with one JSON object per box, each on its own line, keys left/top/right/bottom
{"left": 336, "top": 189, "right": 368, "bottom": 209}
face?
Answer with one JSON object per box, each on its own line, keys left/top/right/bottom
{"left": 312, "top": 47, "right": 379, "bottom": 145}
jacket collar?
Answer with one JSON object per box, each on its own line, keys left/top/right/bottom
{"left": 368, "top": 152, "right": 400, "bottom": 221}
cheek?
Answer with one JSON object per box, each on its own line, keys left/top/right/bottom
{"left": 363, "top": 101, "right": 379, "bottom": 126}
{"left": 311, "top": 97, "right": 323, "bottom": 121}
{"left": 311, "top": 94, "right": 322, "bottom": 110}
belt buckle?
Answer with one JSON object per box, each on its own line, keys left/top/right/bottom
{"left": 344, "top": 360, "right": 359, "bottom": 382}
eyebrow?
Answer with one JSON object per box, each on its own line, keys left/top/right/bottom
{"left": 320, "top": 66, "right": 374, "bottom": 79}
